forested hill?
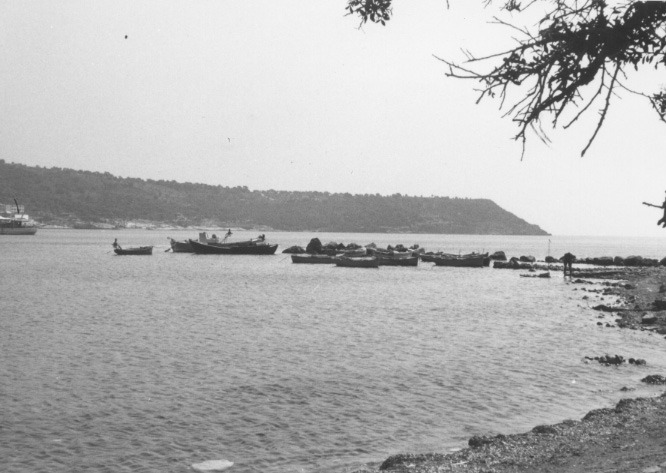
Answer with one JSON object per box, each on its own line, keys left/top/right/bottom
{"left": 0, "top": 161, "right": 549, "bottom": 235}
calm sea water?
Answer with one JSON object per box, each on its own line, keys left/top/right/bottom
{"left": 2, "top": 230, "right": 666, "bottom": 473}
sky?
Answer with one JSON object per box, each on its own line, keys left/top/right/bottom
{"left": 1, "top": 1, "right": 665, "bottom": 236}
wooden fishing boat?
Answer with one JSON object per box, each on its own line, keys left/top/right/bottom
{"left": 419, "top": 253, "right": 440, "bottom": 263}
{"left": 114, "top": 246, "right": 153, "bottom": 255}
{"left": 431, "top": 253, "right": 486, "bottom": 268}
{"left": 291, "top": 254, "right": 336, "bottom": 264}
{"left": 189, "top": 239, "right": 278, "bottom": 255}
{"left": 168, "top": 238, "right": 193, "bottom": 253}
{"left": 376, "top": 254, "right": 419, "bottom": 266}
{"left": 374, "top": 249, "right": 415, "bottom": 258}
{"left": 207, "top": 232, "right": 268, "bottom": 248}
{"left": 167, "top": 232, "right": 225, "bottom": 253}
{"left": 334, "top": 256, "right": 379, "bottom": 268}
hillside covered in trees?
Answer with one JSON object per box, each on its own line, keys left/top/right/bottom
{"left": 0, "top": 161, "right": 548, "bottom": 235}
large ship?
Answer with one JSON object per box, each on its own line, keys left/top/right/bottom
{"left": 0, "top": 200, "right": 38, "bottom": 235}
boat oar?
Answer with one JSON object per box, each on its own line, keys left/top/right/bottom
{"left": 164, "top": 247, "right": 171, "bottom": 252}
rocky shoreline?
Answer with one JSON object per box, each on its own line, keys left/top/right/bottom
{"left": 356, "top": 267, "right": 666, "bottom": 473}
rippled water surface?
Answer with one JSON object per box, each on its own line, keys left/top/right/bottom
{"left": 2, "top": 230, "right": 666, "bottom": 473}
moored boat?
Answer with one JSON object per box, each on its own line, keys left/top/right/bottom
{"left": 431, "top": 253, "right": 487, "bottom": 268}
{"left": 419, "top": 253, "right": 440, "bottom": 263}
{"left": 114, "top": 246, "right": 153, "bottom": 255}
{"left": 189, "top": 237, "right": 278, "bottom": 255}
{"left": 167, "top": 232, "right": 222, "bottom": 253}
{"left": 168, "top": 238, "right": 193, "bottom": 253}
{"left": 112, "top": 238, "right": 153, "bottom": 255}
{"left": 376, "top": 254, "right": 419, "bottom": 266}
{"left": 291, "top": 254, "right": 336, "bottom": 264}
{"left": 334, "top": 256, "right": 379, "bottom": 268}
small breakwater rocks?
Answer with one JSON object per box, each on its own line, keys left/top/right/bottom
{"left": 583, "top": 354, "right": 647, "bottom": 366}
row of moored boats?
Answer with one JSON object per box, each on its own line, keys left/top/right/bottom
{"left": 112, "top": 232, "right": 277, "bottom": 256}
{"left": 292, "top": 251, "right": 488, "bottom": 268}
{"left": 113, "top": 233, "right": 489, "bottom": 268}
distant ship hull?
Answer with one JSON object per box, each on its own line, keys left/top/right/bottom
{"left": 0, "top": 226, "right": 37, "bottom": 235}
{"left": 0, "top": 200, "right": 38, "bottom": 235}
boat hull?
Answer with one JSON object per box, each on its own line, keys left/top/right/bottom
{"left": 189, "top": 239, "right": 278, "bottom": 255}
{"left": 114, "top": 246, "right": 153, "bottom": 255}
{"left": 334, "top": 256, "right": 379, "bottom": 268}
{"left": 169, "top": 239, "right": 193, "bottom": 253}
{"left": 419, "top": 254, "right": 439, "bottom": 263}
{"left": 377, "top": 255, "right": 419, "bottom": 266}
{"left": 0, "top": 227, "right": 37, "bottom": 235}
{"left": 431, "top": 255, "right": 485, "bottom": 267}
{"left": 291, "top": 254, "right": 336, "bottom": 264}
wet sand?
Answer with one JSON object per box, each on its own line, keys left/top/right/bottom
{"left": 358, "top": 267, "right": 666, "bottom": 473}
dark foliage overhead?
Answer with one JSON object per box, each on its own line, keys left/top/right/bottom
{"left": 346, "top": 0, "right": 666, "bottom": 157}
{"left": 346, "top": 0, "right": 393, "bottom": 25}
{"left": 0, "top": 161, "right": 548, "bottom": 235}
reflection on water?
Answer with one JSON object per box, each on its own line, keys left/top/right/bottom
{"left": 1, "top": 230, "right": 665, "bottom": 473}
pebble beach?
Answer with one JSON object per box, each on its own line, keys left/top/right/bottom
{"left": 356, "top": 266, "right": 666, "bottom": 473}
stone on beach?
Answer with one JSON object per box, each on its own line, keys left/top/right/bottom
{"left": 467, "top": 435, "right": 494, "bottom": 448}
{"left": 652, "top": 299, "right": 666, "bottom": 311}
{"left": 531, "top": 424, "right": 558, "bottom": 434}
{"left": 592, "top": 304, "right": 617, "bottom": 312}
{"left": 643, "top": 314, "right": 659, "bottom": 324}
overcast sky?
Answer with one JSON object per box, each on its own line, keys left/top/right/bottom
{"left": 2, "top": 1, "right": 665, "bottom": 236}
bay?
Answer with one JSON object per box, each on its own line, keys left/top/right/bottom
{"left": 2, "top": 230, "right": 665, "bottom": 473}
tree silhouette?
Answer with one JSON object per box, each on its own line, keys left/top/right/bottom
{"left": 346, "top": 0, "right": 666, "bottom": 157}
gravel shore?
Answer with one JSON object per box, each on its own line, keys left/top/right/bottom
{"left": 358, "top": 267, "right": 666, "bottom": 473}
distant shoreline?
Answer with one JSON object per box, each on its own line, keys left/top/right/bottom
{"left": 37, "top": 225, "right": 267, "bottom": 232}
{"left": 35, "top": 225, "right": 550, "bottom": 235}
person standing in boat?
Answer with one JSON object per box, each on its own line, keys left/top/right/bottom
{"left": 112, "top": 238, "right": 121, "bottom": 250}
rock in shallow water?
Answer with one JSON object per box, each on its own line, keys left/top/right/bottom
{"left": 641, "top": 375, "right": 666, "bottom": 385}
